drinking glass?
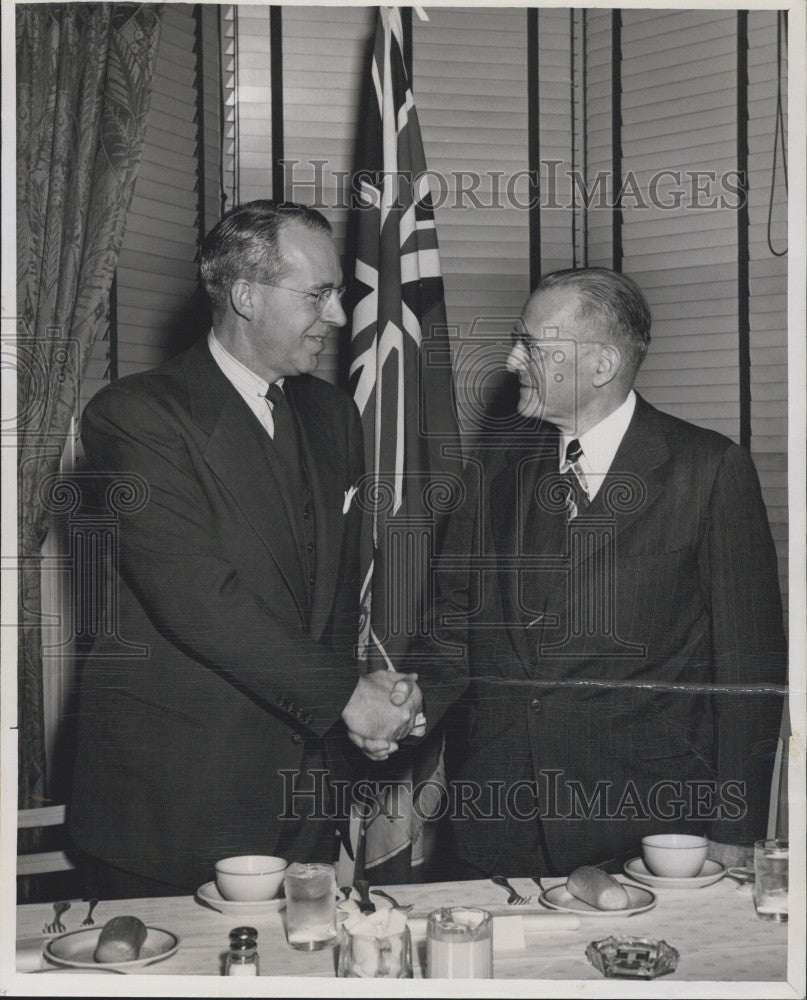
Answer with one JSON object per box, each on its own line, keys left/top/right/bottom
{"left": 338, "top": 922, "right": 412, "bottom": 978}
{"left": 426, "top": 907, "right": 493, "bottom": 979}
{"left": 284, "top": 862, "right": 337, "bottom": 950}
{"left": 753, "top": 838, "right": 788, "bottom": 922}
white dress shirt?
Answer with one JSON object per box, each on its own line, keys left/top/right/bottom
{"left": 208, "top": 329, "right": 283, "bottom": 438}
{"left": 559, "top": 390, "right": 636, "bottom": 502}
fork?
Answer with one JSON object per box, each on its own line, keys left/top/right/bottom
{"left": 43, "top": 900, "right": 71, "bottom": 934}
{"left": 490, "top": 875, "right": 534, "bottom": 905}
{"left": 81, "top": 898, "right": 100, "bottom": 926}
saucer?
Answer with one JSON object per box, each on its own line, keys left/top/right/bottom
{"left": 540, "top": 881, "right": 656, "bottom": 916}
{"left": 623, "top": 857, "right": 726, "bottom": 889}
{"left": 44, "top": 926, "right": 178, "bottom": 970}
{"left": 196, "top": 880, "right": 286, "bottom": 916}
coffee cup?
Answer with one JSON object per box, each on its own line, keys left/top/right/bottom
{"left": 641, "top": 834, "right": 708, "bottom": 878}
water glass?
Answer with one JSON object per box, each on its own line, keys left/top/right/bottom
{"left": 284, "top": 862, "right": 337, "bottom": 950}
{"left": 753, "top": 838, "right": 788, "bottom": 922}
{"left": 338, "top": 922, "right": 412, "bottom": 978}
{"left": 427, "top": 907, "right": 493, "bottom": 979}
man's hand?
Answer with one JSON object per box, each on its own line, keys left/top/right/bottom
{"left": 342, "top": 670, "right": 422, "bottom": 759}
{"left": 390, "top": 675, "right": 417, "bottom": 706}
{"left": 346, "top": 732, "right": 399, "bottom": 761}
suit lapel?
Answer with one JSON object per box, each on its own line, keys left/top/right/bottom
{"left": 567, "top": 394, "right": 668, "bottom": 573}
{"left": 184, "top": 342, "right": 309, "bottom": 617}
{"left": 508, "top": 397, "right": 670, "bottom": 659}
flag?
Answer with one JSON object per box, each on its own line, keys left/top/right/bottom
{"left": 348, "top": 6, "right": 461, "bottom": 882}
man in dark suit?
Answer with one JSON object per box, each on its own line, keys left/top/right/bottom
{"left": 68, "top": 200, "right": 459, "bottom": 897}
{"left": 431, "top": 268, "right": 786, "bottom": 878}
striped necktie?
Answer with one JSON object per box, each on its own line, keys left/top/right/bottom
{"left": 561, "top": 438, "right": 590, "bottom": 521}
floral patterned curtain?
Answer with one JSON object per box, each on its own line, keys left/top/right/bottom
{"left": 16, "top": 3, "right": 162, "bottom": 826}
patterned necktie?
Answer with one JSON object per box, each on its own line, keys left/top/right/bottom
{"left": 561, "top": 438, "right": 590, "bottom": 521}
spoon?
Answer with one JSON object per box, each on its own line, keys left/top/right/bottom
{"left": 726, "top": 866, "right": 755, "bottom": 885}
{"left": 353, "top": 879, "right": 376, "bottom": 914}
{"left": 370, "top": 888, "right": 414, "bottom": 913}
{"left": 339, "top": 885, "right": 353, "bottom": 901}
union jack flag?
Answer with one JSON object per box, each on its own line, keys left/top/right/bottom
{"left": 348, "top": 6, "right": 461, "bottom": 880}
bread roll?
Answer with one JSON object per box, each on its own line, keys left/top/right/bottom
{"left": 566, "top": 866, "right": 631, "bottom": 910}
{"left": 94, "top": 915, "right": 148, "bottom": 963}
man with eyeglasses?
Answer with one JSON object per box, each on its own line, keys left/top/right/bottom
{"left": 426, "top": 267, "right": 786, "bottom": 880}
{"left": 69, "top": 200, "right": 438, "bottom": 898}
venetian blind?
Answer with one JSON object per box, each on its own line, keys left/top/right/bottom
{"left": 536, "top": 7, "right": 575, "bottom": 277}
{"left": 198, "top": 3, "right": 223, "bottom": 236}
{"left": 584, "top": 9, "right": 614, "bottom": 269}
{"left": 231, "top": 3, "right": 272, "bottom": 204}
{"left": 621, "top": 9, "right": 740, "bottom": 441}
{"left": 114, "top": 3, "right": 203, "bottom": 380}
{"left": 220, "top": 5, "right": 238, "bottom": 210}
{"left": 280, "top": 5, "right": 377, "bottom": 386}
{"left": 748, "top": 10, "right": 788, "bottom": 607}
{"left": 413, "top": 6, "right": 530, "bottom": 433}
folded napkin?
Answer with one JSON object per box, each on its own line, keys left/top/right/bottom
{"left": 494, "top": 913, "right": 580, "bottom": 951}
{"left": 410, "top": 711, "right": 427, "bottom": 737}
{"left": 16, "top": 936, "right": 50, "bottom": 973}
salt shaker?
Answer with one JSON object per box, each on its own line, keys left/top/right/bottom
{"left": 225, "top": 927, "right": 260, "bottom": 976}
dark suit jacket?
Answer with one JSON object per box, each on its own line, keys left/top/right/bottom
{"left": 436, "top": 394, "right": 786, "bottom": 877}
{"left": 69, "top": 339, "right": 366, "bottom": 888}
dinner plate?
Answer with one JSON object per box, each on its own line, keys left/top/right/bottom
{"left": 197, "top": 880, "right": 286, "bottom": 917}
{"left": 539, "top": 881, "right": 656, "bottom": 916}
{"left": 44, "top": 925, "right": 179, "bottom": 970}
{"left": 623, "top": 857, "right": 726, "bottom": 889}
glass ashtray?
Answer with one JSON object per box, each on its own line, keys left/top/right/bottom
{"left": 586, "top": 936, "right": 679, "bottom": 979}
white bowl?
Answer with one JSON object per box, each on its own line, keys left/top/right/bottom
{"left": 642, "top": 834, "right": 708, "bottom": 879}
{"left": 214, "top": 855, "right": 287, "bottom": 901}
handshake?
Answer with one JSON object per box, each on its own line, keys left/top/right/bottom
{"left": 341, "top": 670, "right": 424, "bottom": 762}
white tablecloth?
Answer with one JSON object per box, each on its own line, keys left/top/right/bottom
{"left": 12, "top": 874, "right": 792, "bottom": 991}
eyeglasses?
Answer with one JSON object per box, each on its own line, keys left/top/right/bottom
{"left": 511, "top": 331, "right": 544, "bottom": 359}
{"left": 262, "top": 282, "right": 347, "bottom": 314}
{"left": 511, "top": 331, "right": 605, "bottom": 359}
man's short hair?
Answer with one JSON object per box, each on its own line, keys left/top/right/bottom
{"left": 535, "top": 267, "right": 652, "bottom": 373}
{"left": 200, "top": 199, "right": 332, "bottom": 314}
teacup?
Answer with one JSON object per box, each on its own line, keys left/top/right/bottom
{"left": 215, "top": 855, "right": 287, "bottom": 901}
{"left": 642, "top": 834, "right": 708, "bottom": 878}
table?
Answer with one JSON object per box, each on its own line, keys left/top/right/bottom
{"left": 14, "top": 875, "right": 790, "bottom": 984}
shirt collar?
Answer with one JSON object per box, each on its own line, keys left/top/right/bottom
{"left": 208, "top": 329, "right": 283, "bottom": 397}
{"left": 560, "top": 390, "right": 636, "bottom": 473}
